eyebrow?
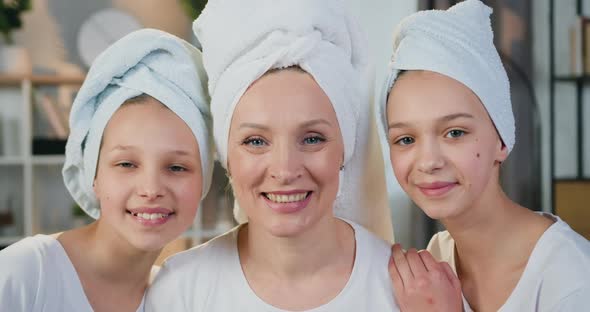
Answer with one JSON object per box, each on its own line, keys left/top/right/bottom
{"left": 238, "top": 123, "right": 269, "bottom": 131}
{"left": 110, "top": 145, "right": 136, "bottom": 152}
{"left": 238, "top": 118, "right": 332, "bottom": 130}
{"left": 109, "top": 145, "right": 192, "bottom": 156}
{"left": 388, "top": 113, "right": 474, "bottom": 130}
{"left": 300, "top": 118, "right": 332, "bottom": 128}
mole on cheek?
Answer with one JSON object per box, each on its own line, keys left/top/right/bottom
{"left": 477, "top": 153, "right": 480, "bottom": 158}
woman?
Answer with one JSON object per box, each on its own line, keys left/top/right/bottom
{"left": 146, "top": 0, "right": 397, "bottom": 310}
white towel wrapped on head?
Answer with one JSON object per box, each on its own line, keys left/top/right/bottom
{"left": 63, "top": 28, "right": 213, "bottom": 219}
{"left": 194, "top": 0, "right": 393, "bottom": 242}
{"left": 378, "top": 0, "right": 515, "bottom": 153}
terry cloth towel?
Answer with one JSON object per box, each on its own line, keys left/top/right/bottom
{"left": 62, "top": 28, "right": 213, "bottom": 219}
{"left": 378, "top": 0, "right": 515, "bottom": 152}
{"left": 194, "top": 0, "right": 393, "bottom": 242}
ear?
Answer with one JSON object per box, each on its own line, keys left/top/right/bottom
{"left": 495, "top": 138, "right": 509, "bottom": 164}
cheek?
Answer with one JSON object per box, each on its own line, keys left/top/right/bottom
{"left": 303, "top": 145, "right": 343, "bottom": 190}
{"left": 308, "top": 151, "right": 340, "bottom": 176}
{"left": 177, "top": 178, "right": 202, "bottom": 204}
{"left": 94, "top": 175, "right": 118, "bottom": 206}
{"left": 227, "top": 148, "right": 265, "bottom": 193}
{"left": 94, "top": 163, "right": 125, "bottom": 201}
{"left": 454, "top": 143, "right": 494, "bottom": 186}
{"left": 389, "top": 150, "right": 411, "bottom": 183}
{"left": 95, "top": 185, "right": 119, "bottom": 217}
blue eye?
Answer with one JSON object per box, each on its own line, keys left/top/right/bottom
{"left": 243, "top": 137, "right": 267, "bottom": 147}
{"left": 446, "top": 129, "right": 466, "bottom": 138}
{"left": 303, "top": 136, "right": 325, "bottom": 145}
{"left": 117, "top": 162, "right": 136, "bottom": 168}
{"left": 395, "top": 137, "right": 415, "bottom": 146}
{"left": 169, "top": 165, "right": 187, "bottom": 172}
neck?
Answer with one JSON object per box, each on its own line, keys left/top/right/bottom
{"left": 238, "top": 215, "right": 355, "bottom": 280}
{"left": 63, "top": 221, "right": 160, "bottom": 286}
{"left": 441, "top": 181, "right": 546, "bottom": 278}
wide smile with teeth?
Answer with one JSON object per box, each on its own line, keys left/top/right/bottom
{"left": 128, "top": 212, "right": 172, "bottom": 220}
{"left": 264, "top": 192, "right": 310, "bottom": 203}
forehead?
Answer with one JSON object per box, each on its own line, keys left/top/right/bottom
{"left": 387, "top": 70, "right": 489, "bottom": 122}
{"left": 232, "top": 69, "right": 338, "bottom": 125}
{"left": 103, "top": 99, "right": 193, "bottom": 142}
{"left": 108, "top": 98, "right": 169, "bottom": 125}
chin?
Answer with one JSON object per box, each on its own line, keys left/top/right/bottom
{"left": 265, "top": 218, "right": 311, "bottom": 238}
{"left": 421, "top": 201, "right": 466, "bottom": 221}
{"left": 129, "top": 234, "right": 171, "bottom": 252}
{"left": 421, "top": 208, "right": 448, "bottom": 221}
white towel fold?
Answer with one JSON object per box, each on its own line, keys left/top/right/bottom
{"left": 378, "top": 0, "right": 515, "bottom": 152}
{"left": 194, "top": 0, "right": 393, "bottom": 242}
{"left": 63, "top": 28, "right": 213, "bottom": 219}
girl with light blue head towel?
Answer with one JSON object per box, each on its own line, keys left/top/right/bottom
{"left": 0, "top": 28, "right": 213, "bottom": 312}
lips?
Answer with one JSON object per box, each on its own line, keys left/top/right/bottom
{"left": 263, "top": 191, "right": 310, "bottom": 203}
{"left": 126, "top": 207, "right": 175, "bottom": 226}
{"left": 415, "top": 181, "right": 458, "bottom": 197}
{"left": 261, "top": 190, "right": 312, "bottom": 213}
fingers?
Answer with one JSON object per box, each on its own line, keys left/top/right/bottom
{"left": 406, "top": 248, "right": 427, "bottom": 277}
{"left": 389, "top": 245, "right": 404, "bottom": 290}
{"left": 391, "top": 244, "right": 413, "bottom": 286}
{"left": 440, "top": 261, "right": 462, "bottom": 292}
{"left": 417, "top": 249, "right": 438, "bottom": 272}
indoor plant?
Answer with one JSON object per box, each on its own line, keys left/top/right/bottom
{"left": 179, "top": 0, "right": 207, "bottom": 20}
{"left": 0, "top": 0, "right": 32, "bottom": 73}
{"left": 0, "top": 0, "right": 32, "bottom": 45}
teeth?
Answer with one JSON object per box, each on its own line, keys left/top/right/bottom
{"left": 265, "top": 192, "right": 308, "bottom": 203}
{"left": 131, "top": 212, "right": 169, "bottom": 220}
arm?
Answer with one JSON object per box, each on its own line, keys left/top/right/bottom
{"left": 389, "top": 244, "right": 463, "bottom": 312}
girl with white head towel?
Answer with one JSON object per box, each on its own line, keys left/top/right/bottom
{"left": 146, "top": 0, "right": 399, "bottom": 311}
{"left": 379, "top": 1, "right": 590, "bottom": 310}
{"left": 0, "top": 29, "right": 213, "bottom": 312}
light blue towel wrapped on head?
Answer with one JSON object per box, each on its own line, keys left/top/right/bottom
{"left": 62, "top": 28, "right": 213, "bottom": 219}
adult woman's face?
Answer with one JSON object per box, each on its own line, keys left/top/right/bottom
{"left": 227, "top": 68, "right": 344, "bottom": 237}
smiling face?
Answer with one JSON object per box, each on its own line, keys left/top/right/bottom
{"left": 386, "top": 70, "right": 508, "bottom": 220}
{"left": 93, "top": 96, "right": 203, "bottom": 251}
{"left": 227, "top": 68, "right": 344, "bottom": 237}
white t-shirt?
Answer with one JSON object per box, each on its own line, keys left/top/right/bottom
{"left": 145, "top": 221, "right": 399, "bottom": 311}
{"left": 427, "top": 213, "right": 590, "bottom": 311}
{"left": 0, "top": 235, "right": 146, "bottom": 312}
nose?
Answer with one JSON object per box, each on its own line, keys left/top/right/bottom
{"left": 268, "top": 141, "right": 303, "bottom": 184}
{"left": 137, "top": 167, "right": 165, "bottom": 200}
{"left": 416, "top": 138, "right": 445, "bottom": 174}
